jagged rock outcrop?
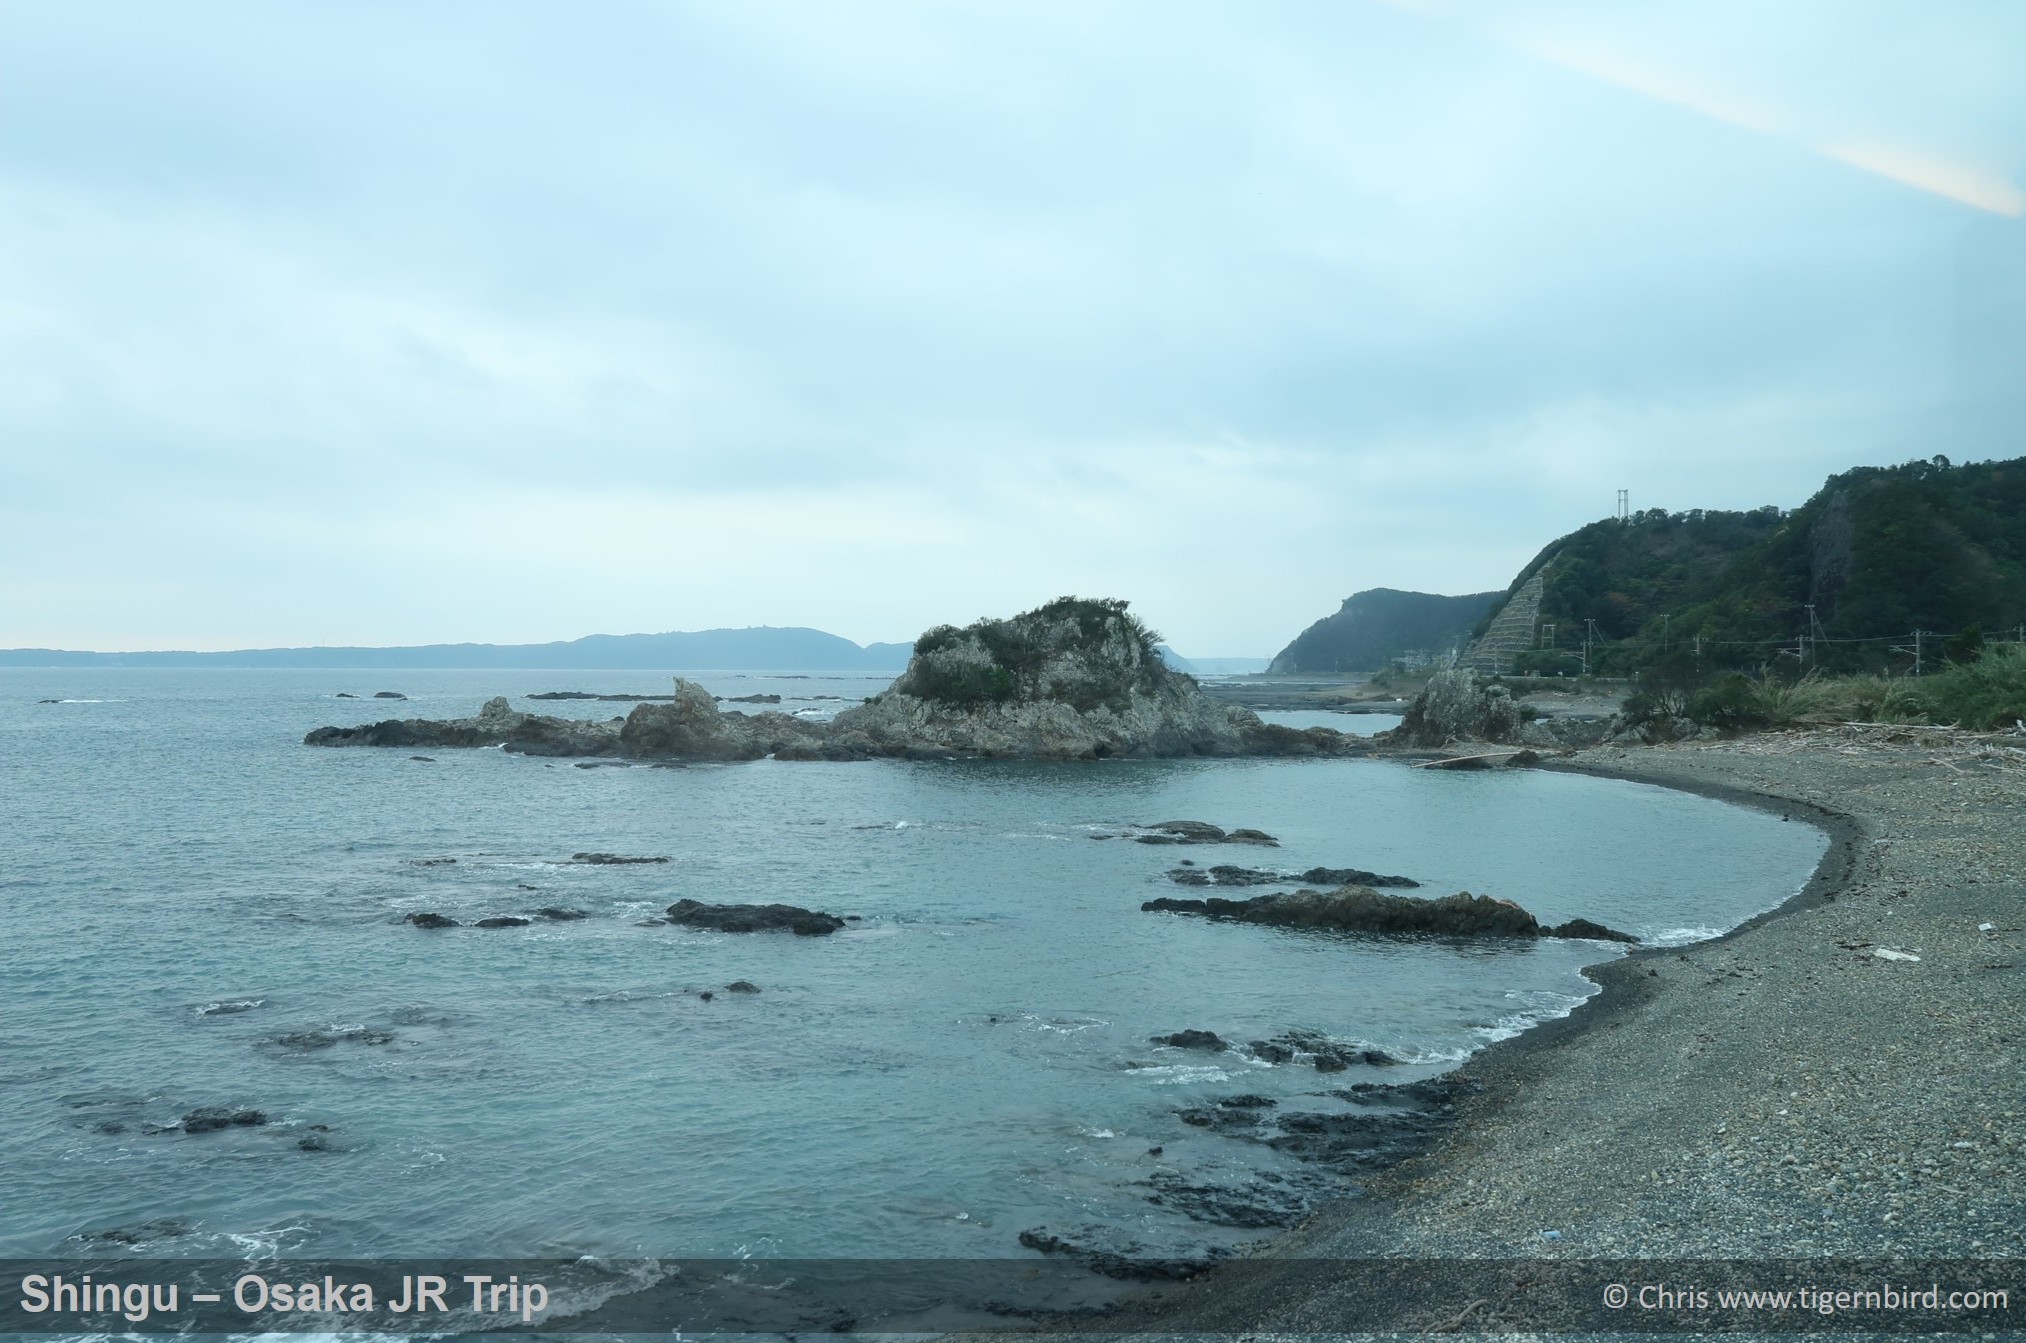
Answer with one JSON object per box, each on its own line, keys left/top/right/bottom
{"left": 1381, "top": 670, "right": 1532, "bottom": 747}
{"left": 618, "top": 679, "right": 806, "bottom": 760}
{"left": 1142, "top": 885, "right": 1633, "bottom": 942}
{"left": 826, "top": 598, "right": 1262, "bottom": 760}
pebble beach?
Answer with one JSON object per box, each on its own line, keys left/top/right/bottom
{"left": 1043, "top": 725, "right": 2025, "bottom": 1336}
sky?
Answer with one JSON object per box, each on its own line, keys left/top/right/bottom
{"left": 4, "top": 1, "right": 2023, "bottom": 656}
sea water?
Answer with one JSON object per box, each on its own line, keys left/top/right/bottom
{"left": 0, "top": 669, "right": 1824, "bottom": 1260}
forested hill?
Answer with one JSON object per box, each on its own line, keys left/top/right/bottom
{"left": 1481, "top": 455, "right": 2026, "bottom": 674}
{"left": 1270, "top": 588, "right": 1502, "bottom": 673}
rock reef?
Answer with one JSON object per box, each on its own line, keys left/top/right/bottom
{"left": 303, "top": 598, "right": 1376, "bottom": 763}
{"left": 1143, "top": 885, "right": 1633, "bottom": 942}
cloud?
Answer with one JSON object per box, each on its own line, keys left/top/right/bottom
{"left": 2, "top": 1, "right": 2021, "bottom": 653}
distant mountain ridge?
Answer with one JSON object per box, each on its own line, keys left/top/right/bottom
{"left": 0, "top": 626, "right": 916, "bottom": 671}
{"left": 1269, "top": 588, "right": 1503, "bottom": 674}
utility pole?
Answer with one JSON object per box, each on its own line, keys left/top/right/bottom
{"left": 1693, "top": 633, "right": 1703, "bottom": 664}
{"left": 1582, "top": 618, "right": 1599, "bottom": 677}
{"left": 1893, "top": 630, "right": 1926, "bottom": 675}
{"left": 1802, "top": 604, "right": 1817, "bottom": 665}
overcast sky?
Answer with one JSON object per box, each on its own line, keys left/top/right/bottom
{"left": 4, "top": 1, "right": 2022, "bottom": 656}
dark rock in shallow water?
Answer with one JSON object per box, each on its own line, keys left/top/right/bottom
{"left": 536, "top": 907, "right": 589, "bottom": 921}
{"left": 474, "top": 915, "right": 531, "bottom": 928}
{"left": 1165, "top": 863, "right": 1419, "bottom": 890}
{"left": 724, "top": 980, "right": 761, "bottom": 993}
{"left": 572, "top": 852, "right": 670, "bottom": 865}
{"left": 665, "top": 899, "right": 846, "bottom": 936}
{"left": 181, "top": 1106, "right": 266, "bottom": 1134}
{"left": 409, "top": 755, "right": 435, "bottom": 762}
{"left": 1151, "top": 1029, "right": 1228, "bottom": 1051}
{"left": 335, "top": 692, "right": 357, "bottom": 699}
{"left": 1145, "top": 887, "right": 1573, "bottom": 939}
{"left": 410, "top": 857, "right": 457, "bottom": 866}
{"left": 1165, "top": 864, "right": 1279, "bottom": 887}
{"left": 527, "top": 690, "right": 602, "bottom": 700}
{"left": 1297, "top": 866, "right": 1419, "bottom": 889}
{"left": 1145, "top": 1167, "right": 1332, "bottom": 1229}
{"left": 1128, "top": 820, "right": 1278, "bottom": 847}
{"left": 1546, "top": 917, "right": 1639, "bottom": 942}
{"left": 722, "top": 693, "right": 782, "bottom": 704}
{"left": 72, "top": 1218, "right": 195, "bottom": 1247}
{"left": 403, "top": 912, "right": 458, "bottom": 929}
{"left": 273, "top": 1027, "right": 392, "bottom": 1050}
{"left": 374, "top": 691, "right": 407, "bottom": 699}
{"left": 1249, "top": 1030, "right": 1398, "bottom": 1072}
{"left": 1016, "top": 1225, "right": 1229, "bottom": 1281}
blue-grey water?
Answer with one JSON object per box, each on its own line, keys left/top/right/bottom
{"left": 0, "top": 670, "right": 1825, "bottom": 1262}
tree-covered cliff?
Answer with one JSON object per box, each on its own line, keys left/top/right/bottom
{"left": 1483, "top": 455, "right": 2026, "bottom": 674}
{"left": 1269, "top": 588, "right": 1502, "bottom": 673}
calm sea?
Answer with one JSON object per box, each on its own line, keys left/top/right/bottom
{"left": 0, "top": 669, "right": 1823, "bottom": 1261}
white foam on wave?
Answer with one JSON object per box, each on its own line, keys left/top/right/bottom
{"left": 1025, "top": 1014, "right": 1109, "bottom": 1034}
{"left": 195, "top": 998, "right": 266, "bottom": 1017}
{"left": 1134, "top": 1064, "right": 1232, "bottom": 1086}
{"left": 1471, "top": 987, "right": 1596, "bottom": 1044}
{"left": 1644, "top": 924, "right": 1728, "bottom": 947}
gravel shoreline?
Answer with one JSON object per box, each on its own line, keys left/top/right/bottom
{"left": 1010, "top": 729, "right": 2024, "bottom": 1336}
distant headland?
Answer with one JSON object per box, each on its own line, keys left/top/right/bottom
{"left": 0, "top": 626, "right": 914, "bottom": 671}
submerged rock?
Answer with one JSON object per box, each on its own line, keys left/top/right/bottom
{"left": 536, "top": 907, "right": 589, "bottom": 921}
{"left": 1144, "top": 1167, "right": 1333, "bottom": 1229}
{"left": 572, "top": 852, "right": 670, "bottom": 865}
{"left": 665, "top": 899, "right": 847, "bottom": 936}
{"left": 1016, "top": 1224, "right": 1229, "bottom": 1281}
{"left": 403, "top": 912, "right": 459, "bottom": 929}
{"left": 1143, "top": 886, "right": 1631, "bottom": 942}
{"left": 181, "top": 1106, "right": 267, "bottom": 1134}
{"left": 72, "top": 1218, "right": 196, "bottom": 1247}
{"left": 474, "top": 915, "right": 531, "bottom": 928}
{"left": 724, "top": 980, "right": 762, "bottom": 993}
{"left": 1167, "top": 864, "right": 1418, "bottom": 889}
{"left": 273, "top": 1027, "right": 393, "bottom": 1049}
{"left": 373, "top": 690, "right": 407, "bottom": 700}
